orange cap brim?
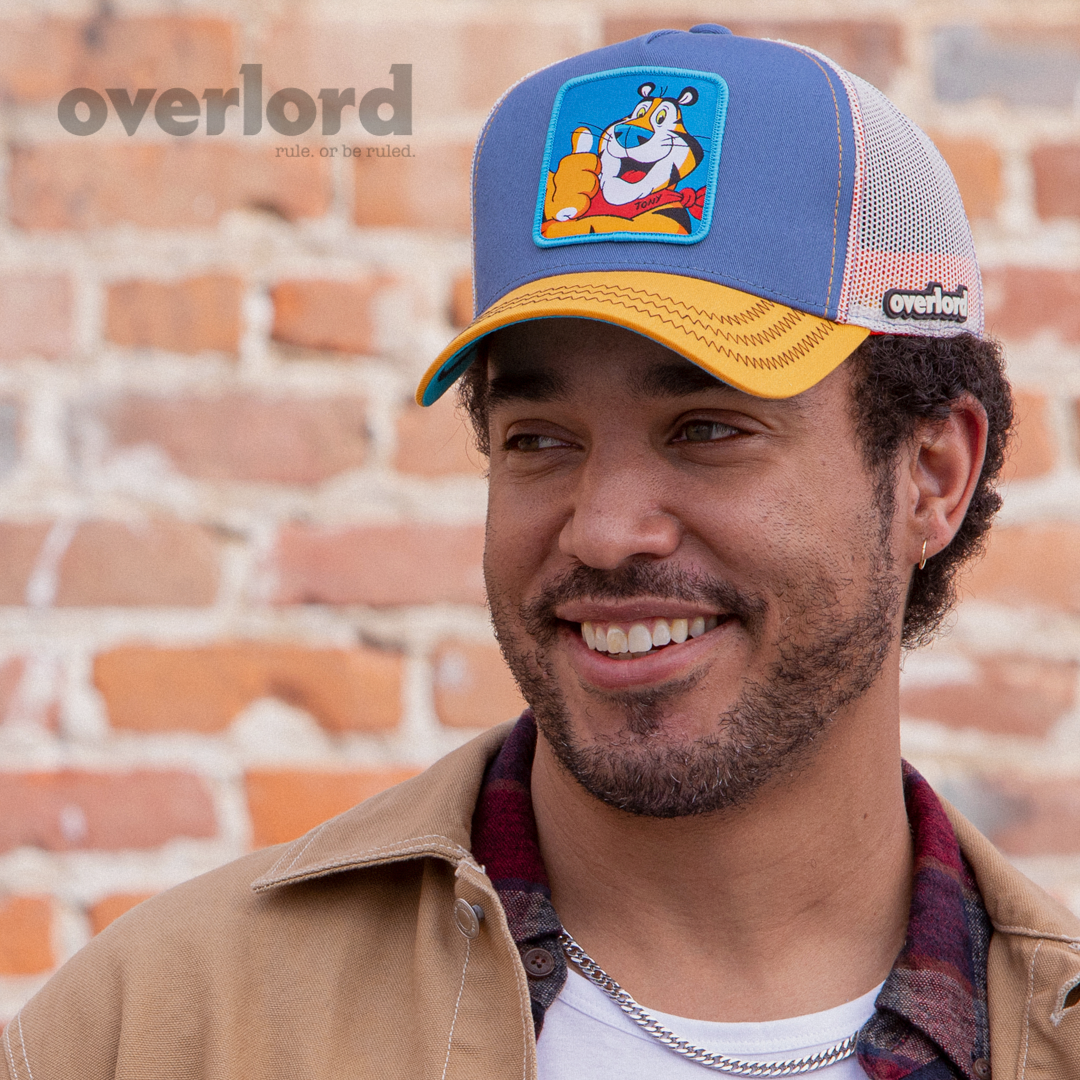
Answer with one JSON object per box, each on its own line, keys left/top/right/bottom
{"left": 416, "top": 271, "right": 869, "bottom": 406}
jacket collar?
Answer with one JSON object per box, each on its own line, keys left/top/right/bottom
{"left": 251, "top": 722, "right": 513, "bottom": 893}
{"left": 252, "top": 721, "right": 1080, "bottom": 950}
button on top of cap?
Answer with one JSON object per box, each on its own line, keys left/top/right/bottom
{"left": 689, "top": 24, "right": 732, "bottom": 34}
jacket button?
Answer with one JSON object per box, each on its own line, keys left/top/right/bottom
{"left": 973, "top": 1058, "right": 990, "bottom": 1079}
{"left": 523, "top": 947, "right": 556, "bottom": 978}
{"left": 453, "top": 898, "right": 483, "bottom": 939}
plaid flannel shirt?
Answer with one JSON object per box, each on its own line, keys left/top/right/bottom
{"left": 472, "top": 712, "right": 992, "bottom": 1080}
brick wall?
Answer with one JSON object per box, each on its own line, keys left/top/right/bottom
{"left": 0, "top": 0, "right": 1078, "bottom": 1017}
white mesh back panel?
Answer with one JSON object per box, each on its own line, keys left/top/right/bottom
{"left": 785, "top": 46, "right": 983, "bottom": 336}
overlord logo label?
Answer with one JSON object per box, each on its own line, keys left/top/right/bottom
{"left": 57, "top": 65, "right": 411, "bottom": 138}
{"left": 882, "top": 283, "right": 968, "bottom": 322}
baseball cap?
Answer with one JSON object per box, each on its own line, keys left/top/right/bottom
{"left": 416, "top": 24, "right": 982, "bottom": 406}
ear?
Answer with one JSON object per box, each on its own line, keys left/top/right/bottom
{"left": 677, "top": 87, "right": 698, "bottom": 107}
{"left": 898, "top": 394, "right": 989, "bottom": 570}
{"left": 637, "top": 82, "right": 655, "bottom": 99}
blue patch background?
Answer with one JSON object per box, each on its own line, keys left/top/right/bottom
{"left": 534, "top": 66, "right": 728, "bottom": 247}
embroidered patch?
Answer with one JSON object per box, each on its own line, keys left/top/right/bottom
{"left": 534, "top": 67, "right": 728, "bottom": 248}
{"left": 883, "top": 283, "right": 969, "bottom": 322}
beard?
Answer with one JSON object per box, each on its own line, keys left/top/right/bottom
{"left": 486, "top": 535, "right": 902, "bottom": 819}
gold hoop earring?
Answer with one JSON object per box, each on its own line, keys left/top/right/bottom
{"left": 919, "top": 539, "right": 928, "bottom": 571}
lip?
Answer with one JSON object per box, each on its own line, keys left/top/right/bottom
{"left": 555, "top": 601, "right": 723, "bottom": 623}
{"left": 557, "top": 618, "right": 736, "bottom": 691}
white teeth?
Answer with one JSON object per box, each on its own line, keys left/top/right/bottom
{"left": 670, "top": 618, "right": 689, "bottom": 643}
{"left": 582, "top": 621, "right": 596, "bottom": 649}
{"left": 607, "top": 627, "right": 629, "bottom": 654}
{"left": 628, "top": 624, "right": 652, "bottom": 653}
{"left": 689, "top": 616, "right": 706, "bottom": 638}
{"left": 651, "top": 620, "right": 671, "bottom": 647}
{"left": 580, "top": 615, "right": 720, "bottom": 654}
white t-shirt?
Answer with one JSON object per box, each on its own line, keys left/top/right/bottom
{"left": 537, "top": 968, "right": 881, "bottom": 1079}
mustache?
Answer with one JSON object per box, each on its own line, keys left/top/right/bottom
{"left": 520, "top": 563, "right": 768, "bottom": 643}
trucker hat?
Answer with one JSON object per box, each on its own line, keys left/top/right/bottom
{"left": 416, "top": 24, "right": 982, "bottom": 406}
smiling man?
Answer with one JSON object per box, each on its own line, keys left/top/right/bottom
{"left": 7, "top": 25, "right": 1080, "bottom": 1080}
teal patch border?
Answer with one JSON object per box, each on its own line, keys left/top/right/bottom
{"left": 533, "top": 65, "right": 728, "bottom": 249}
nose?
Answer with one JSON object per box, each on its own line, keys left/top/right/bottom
{"left": 614, "top": 123, "right": 650, "bottom": 149}
{"left": 558, "top": 451, "right": 681, "bottom": 570}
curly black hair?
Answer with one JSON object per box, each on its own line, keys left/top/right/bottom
{"left": 457, "top": 330, "right": 1013, "bottom": 648}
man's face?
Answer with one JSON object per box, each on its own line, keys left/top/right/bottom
{"left": 483, "top": 319, "right": 905, "bottom": 817}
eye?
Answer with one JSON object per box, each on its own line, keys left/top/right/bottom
{"left": 655, "top": 109, "right": 668, "bottom": 125}
{"left": 506, "top": 433, "right": 571, "bottom": 453}
{"left": 673, "top": 420, "right": 740, "bottom": 444}
{"left": 633, "top": 103, "right": 650, "bottom": 118}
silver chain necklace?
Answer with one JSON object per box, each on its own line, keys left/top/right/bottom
{"left": 559, "top": 931, "right": 859, "bottom": 1077}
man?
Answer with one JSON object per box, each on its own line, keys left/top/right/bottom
{"left": 6, "top": 25, "right": 1079, "bottom": 1080}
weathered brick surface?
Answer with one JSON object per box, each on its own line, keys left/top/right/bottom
{"left": 0, "top": 897, "right": 53, "bottom": 975}
{"left": 433, "top": 640, "right": 526, "bottom": 729}
{"left": 0, "top": 16, "right": 237, "bottom": 104}
{"left": 106, "top": 277, "right": 244, "bottom": 357}
{"left": 272, "top": 523, "right": 486, "bottom": 606}
{"left": 89, "top": 393, "right": 368, "bottom": 483}
{"left": 55, "top": 520, "right": 221, "bottom": 606}
{"left": 1032, "top": 144, "right": 1080, "bottom": 221}
{"left": 246, "top": 767, "right": 421, "bottom": 847}
{"left": 603, "top": 18, "right": 902, "bottom": 88}
{"left": 353, "top": 146, "right": 473, "bottom": 233}
{"left": 394, "top": 401, "right": 479, "bottom": 477}
{"left": 0, "top": 771, "right": 216, "bottom": 852}
{"left": 929, "top": 135, "right": 1002, "bottom": 221}
{"left": 0, "top": 275, "right": 73, "bottom": 360}
{"left": 965, "top": 524, "right": 1080, "bottom": 613}
{"left": 984, "top": 268, "right": 1080, "bottom": 344}
{"left": 10, "top": 143, "right": 332, "bottom": 230}
{"left": 932, "top": 26, "right": 1080, "bottom": 108}
{"left": 95, "top": 644, "right": 402, "bottom": 733}
{"left": 88, "top": 893, "right": 156, "bottom": 936}
{"left": 271, "top": 280, "right": 385, "bottom": 355}
{"left": 1, "top": 0, "right": 1080, "bottom": 1018}
{"left": 0, "top": 524, "right": 49, "bottom": 605}
{"left": 900, "top": 655, "right": 1076, "bottom": 738}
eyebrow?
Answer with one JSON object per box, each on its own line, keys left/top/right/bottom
{"left": 487, "top": 366, "right": 570, "bottom": 408}
{"left": 629, "top": 359, "right": 732, "bottom": 397}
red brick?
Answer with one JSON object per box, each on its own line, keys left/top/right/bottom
{"left": 270, "top": 280, "right": 387, "bottom": 355}
{"left": 900, "top": 654, "right": 1076, "bottom": 737}
{"left": 929, "top": 134, "right": 1002, "bottom": 220}
{"left": 965, "top": 523, "right": 1080, "bottom": 612}
{"left": 272, "top": 523, "right": 486, "bottom": 606}
{"left": 246, "top": 767, "right": 420, "bottom": 847}
{"left": 0, "top": 523, "right": 48, "bottom": 604}
{"left": 983, "top": 268, "right": 1080, "bottom": 344}
{"left": 602, "top": 18, "right": 903, "bottom": 87}
{"left": 9, "top": 143, "right": 331, "bottom": 231}
{"left": 55, "top": 519, "right": 221, "bottom": 607}
{"left": 353, "top": 145, "right": 472, "bottom": 233}
{"left": 1005, "top": 389, "right": 1056, "bottom": 481}
{"left": 95, "top": 393, "right": 367, "bottom": 483}
{"left": 1033, "top": 144, "right": 1080, "bottom": 220}
{"left": 985, "top": 777, "right": 1080, "bottom": 856}
{"left": 88, "top": 893, "right": 155, "bottom": 936}
{"left": 105, "top": 276, "right": 243, "bottom": 357}
{"left": 0, "top": 659, "right": 24, "bottom": 723}
{"left": 0, "top": 770, "right": 216, "bottom": 852}
{"left": 94, "top": 643, "right": 402, "bottom": 734}
{"left": 0, "top": 274, "right": 73, "bottom": 360}
{"left": 0, "top": 16, "right": 237, "bottom": 104}
{"left": 433, "top": 641, "right": 526, "bottom": 729}
{"left": 395, "top": 401, "right": 481, "bottom": 478}
{"left": 450, "top": 273, "right": 473, "bottom": 329}
{"left": 0, "top": 897, "right": 53, "bottom": 975}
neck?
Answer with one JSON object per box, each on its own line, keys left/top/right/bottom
{"left": 530, "top": 676, "right": 913, "bottom": 1023}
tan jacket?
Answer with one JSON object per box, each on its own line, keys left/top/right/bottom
{"left": 5, "top": 722, "right": 1080, "bottom": 1079}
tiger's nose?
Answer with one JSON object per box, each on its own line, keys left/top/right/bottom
{"left": 614, "top": 123, "right": 650, "bottom": 149}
